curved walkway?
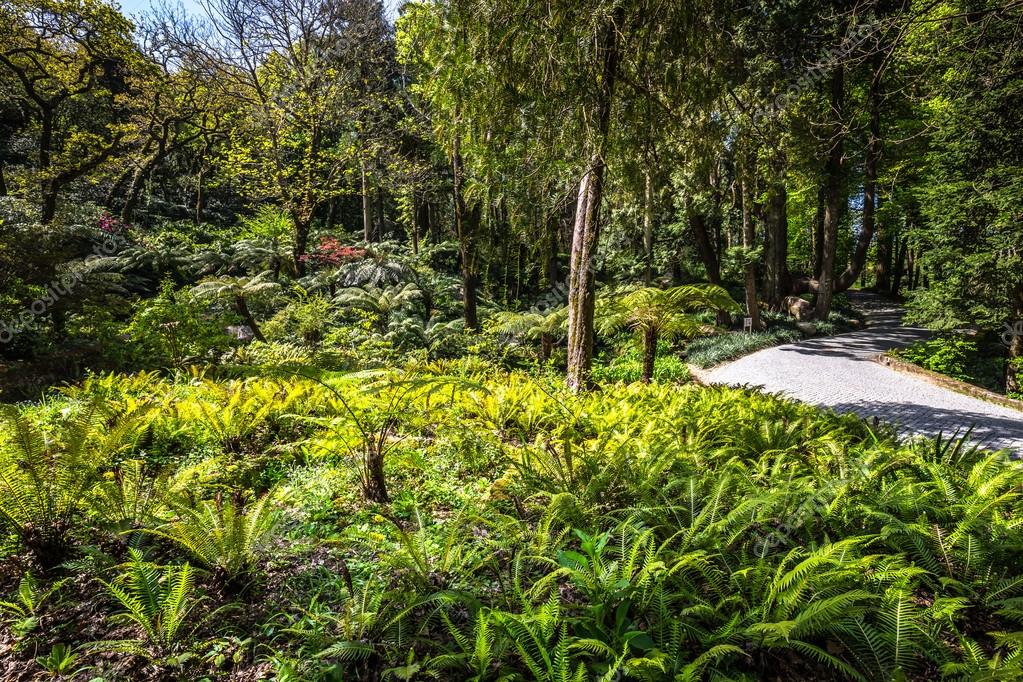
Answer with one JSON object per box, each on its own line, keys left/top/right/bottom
{"left": 704, "top": 293, "right": 1023, "bottom": 454}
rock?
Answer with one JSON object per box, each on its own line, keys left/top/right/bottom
{"left": 782, "top": 296, "right": 814, "bottom": 321}
{"left": 226, "top": 325, "right": 254, "bottom": 341}
{"left": 796, "top": 322, "right": 817, "bottom": 336}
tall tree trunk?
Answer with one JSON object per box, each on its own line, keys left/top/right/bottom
{"left": 544, "top": 214, "right": 560, "bottom": 289}
{"left": 1007, "top": 287, "right": 1023, "bottom": 394}
{"left": 39, "top": 108, "right": 56, "bottom": 223}
{"left": 452, "top": 129, "right": 480, "bottom": 332}
{"left": 688, "top": 203, "right": 721, "bottom": 284}
{"left": 292, "top": 215, "right": 311, "bottom": 277}
{"left": 427, "top": 201, "right": 440, "bottom": 243}
{"left": 195, "top": 165, "right": 206, "bottom": 224}
{"left": 412, "top": 194, "right": 428, "bottom": 255}
{"left": 41, "top": 188, "right": 58, "bottom": 225}
{"left": 907, "top": 247, "right": 918, "bottom": 290}
{"left": 325, "top": 196, "right": 338, "bottom": 233}
{"left": 837, "top": 59, "right": 882, "bottom": 292}
{"left": 890, "top": 237, "right": 907, "bottom": 295}
{"left": 875, "top": 226, "right": 893, "bottom": 292}
{"left": 643, "top": 171, "right": 654, "bottom": 284}
{"left": 376, "top": 187, "right": 386, "bottom": 240}
{"left": 361, "top": 158, "right": 373, "bottom": 242}
{"left": 740, "top": 172, "right": 763, "bottom": 331}
{"left": 813, "top": 186, "right": 825, "bottom": 279}
{"left": 566, "top": 10, "right": 620, "bottom": 392}
{"left": 121, "top": 156, "right": 156, "bottom": 223}
{"left": 567, "top": 160, "right": 607, "bottom": 391}
{"left": 762, "top": 165, "right": 789, "bottom": 309}
{"left": 814, "top": 65, "right": 846, "bottom": 319}
{"left": 642, "top": 328, "right": 657, "bottom": 383}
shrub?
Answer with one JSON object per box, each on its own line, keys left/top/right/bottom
{"left": 0, "top": 399, "right": 151, "bottom": 567}
{"left": 893, "top": 334, "right": 1009, "bottom": 392}
{"left": 150, "top": 493, "right": 281, "bottom": 588}
{"left": 124, "top": 281, "right": 236, "bottom": 368}
{"left": 895, "top": 335, "right": 975, "bottom": 381}
{"left": 592, "top": 346, "right": 690, "bottom": 384}
{"left": 96, "top": 549, "right": 205, "bottom": 665}
{"left": 263, "top": 295, "right": 335, "bottom": 346}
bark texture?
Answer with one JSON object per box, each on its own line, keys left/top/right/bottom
{"left": 566, "top": 11, "right": 621, "bottom": 392}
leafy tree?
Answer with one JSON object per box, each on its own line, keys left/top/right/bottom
{"left": 0, "top": 0, "right": 143, "bottom": 222}
{"left": 903, "top": 0, "right": 1023, "bottom": 392}
{"left": 158, "top": 0, "right": 393, "bottom": 273}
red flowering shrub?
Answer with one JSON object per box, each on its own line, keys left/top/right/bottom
{"left": 301, "top": 237, "right": 366, "bottom": 268}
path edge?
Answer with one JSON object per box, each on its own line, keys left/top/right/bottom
{"left": 875, "top": 353, "right": 1023, "bottom": 414}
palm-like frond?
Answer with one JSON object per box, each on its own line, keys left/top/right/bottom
{"left": 96, "top": 549, "right": 203, "bottom": 661}
{"left": 0, "top": 399, "right": 152, "bottom": 566}
{"left": 149, "top": 493, "right": 280, "bottom": 585}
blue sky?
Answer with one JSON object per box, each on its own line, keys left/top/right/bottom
{"left": 114, "top": 0, "right": 400, "bottom": 23}
{"left": 115, "top": 0, "right": 205, "bottom": 21}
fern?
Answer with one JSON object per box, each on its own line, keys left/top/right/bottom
{"left": 95, "top": 549, "right": 205, "bottom": 663}
{"left": 0, "top": 399, "right": 150, "bottom": 566}
{"left": 149, "top": 492, "right": 280, "bottom": 587}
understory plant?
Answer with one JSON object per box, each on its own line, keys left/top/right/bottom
{"left": 96, "top": 549, "right": 206, "bottom": 666}
{"left": 0, "top": 368, "right": 1019, "bottom": 680}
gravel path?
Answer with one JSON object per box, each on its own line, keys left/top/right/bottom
{"left": 704, "top": 293, "right": 1023, "bottom": 454}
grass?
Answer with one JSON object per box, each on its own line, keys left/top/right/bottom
{"left": 685, "top": 302, "right": 863, "bottom": 368}
{"left": 685, "top": 327, "right": 801, "bottom": 367}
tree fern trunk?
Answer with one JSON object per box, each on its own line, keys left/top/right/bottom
{"left": 235, "top": 296, "right": 265, "bottom": 342}
{"left": 642, "top": 329, "right": 657, "bottom": 383}
{"left": 364, "top": 446, "right": 389, "bottom": 503}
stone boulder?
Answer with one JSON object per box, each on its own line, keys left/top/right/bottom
{"left": 782, "top": 296, "right": 814, "bottom": 321}
{"left": 796, "top": 321, "right": 818, "bottom": 337}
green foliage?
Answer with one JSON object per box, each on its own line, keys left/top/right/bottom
{"left": 0, "top": 366, "right": 1021, "bottom": 678}
{"left": 0, "top": 573, "right": 67, "bottom": 640}
{"left": 894, "top": 335, "right": 1009, "bottom": 392}
{"left": 151, "top": 493, "right": 280, "bottom": 586}
{"left": 97, "top": 549, "right": 204, "bottom": 664}
{"left": 895, "top": 336, "right": 976, "bottom": 382}
{"left": 240, "top": 205, "right": 294, "bottom": 242}
{"left": 124, "top": 281, "right": 236, "bottom": 368}
{"left": 35, "top": 643, "right": 84, "bottom": 676}
{"left": 686, "top": 328, "right": 801, "bottom": 368}
{"left": 597, "top": 285, "right": 740, "bottom": 381}
{"left": 592, "top": 346, "right": 690, "bottom": 384}
{"left": 0, "top": 398, "right": 151, "bottom": 566}
{"left": 264, "top": 295, "right": 335, "bottom": 346}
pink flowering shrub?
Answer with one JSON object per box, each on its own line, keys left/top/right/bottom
{"left": 97, "top": 213, "right": 131, "bottom": 235}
